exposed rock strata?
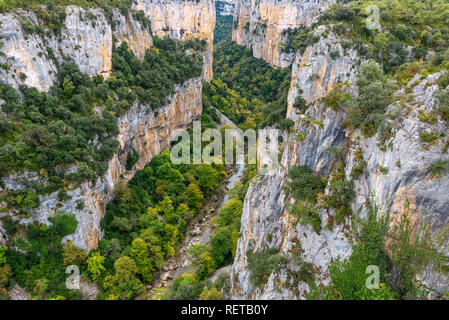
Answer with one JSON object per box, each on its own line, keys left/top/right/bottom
{"left": 232, "top": 0, "right": 334, "bottom": 68}
{"left": 230, "top": 26, "right": 449, "bottom": 299}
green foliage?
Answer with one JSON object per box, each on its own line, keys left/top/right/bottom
{"left": 97, "top": 115, "right": 225, "bottom": 298}
{"left": 0, "top": 0, "right": 133, "bottom": 17}
{"left": 290, "top": 200, "right": 322, "bottom": 233}
{"left": 102, "top": 255, "right": 144, "bottom": 300}
{"left": 208, "top": 40, "right": 292, "bottom": 129}
{"left": 0, "top": 216, "right": 18, "bottom": 236}
{"left": 125, "top": 148, "right": 140, "bottom": 171}
{"left": 312, "top": 202, "right": 449, "bottom": 300}
{"left": 246, "top": 248, "right": 288, "bottom": 287}
{"left": 0, "top": 245, "right": 7, "bottom": 265}
{"left": 214, "top": 13, "right": 233, "bottom": 44}
{"left": 350, "top": 160, "right": 367, "bottom": 180}
{"left": 169, "top": 271, "right": 204, "bottom": 300}
{"left": 348, "top": 61, "right": 395, "bottom": 136}
{"left": 284, "top": 166, "right": 325, "bottom": 232}
{"left": 420, "top": 130, "right": 440, "bottom": 144}
{"left": 62, "top": 240, "right": 87, "bottom": 266}
{"left": 217, "top": 198, "right": 243, "bottom": 227}
{"left": 430, "top": 160, "right": 449, "bottom": 177}
{"left": 87, "top": 251, "right": 106, "bottom": 281}
{"left": 188, "top": 244, "right": 215, "bottom": 280}
{"left": 323, "top": 83, "right": 351, "bottom": 111}
{"left": 323, "top": 162, "right": 355, "bottom": 225}
{"left": 284, "top": 166, "right": 325, "bottom": 203}
{"left": 5, "top": 211, "right": 82, "bottom": 299}
{"left": 317, "top": 1, "right": 449, "bottom": 74}
{"left": 281, "top": 27, "right": 319, "bottom": 55}
{"left": 436, "top": 88, "right": 449, "bottom": 121}
{"left": 112, "top": 37, "right": 204, "bottom": 109}
{"left": 199, "top": 286, "right": 222, "bottom": 300}
{"left": 210, "top": 226, "right": 234, "bottom": 267}
{"left": 0, "top": 36, "right": 204, "bottom": 214}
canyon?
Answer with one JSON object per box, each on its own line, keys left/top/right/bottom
{"left": 0, "top": 0, "right": 448, "bottom": 300}
{"left": 0, "top": 0, "right": 215, "bottom": 251}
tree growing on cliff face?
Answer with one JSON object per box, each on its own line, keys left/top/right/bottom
{"left": 348, "top": 61, "right": 395, "bottom": 136}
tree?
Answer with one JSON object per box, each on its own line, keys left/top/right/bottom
{"left": 189, "top": 245, "right": 216, "bottom": 280}
{"left": 103, "top": 256, "right": 144, "bottom": 300}
{"left": 181, "top": 183, "right": 204, "bottom": 212}
{"left": 158, "top": 196, "right": 174, "bottom": 216}
{"left": 130, "top": 238, "right": 154, "bottom": 283}
{"left": 284, "top": 166, "right": 325, "bottom": 203}
{"left": 199, "top": 287, "right": 222, "bottom": 300}
{"left": 87, "top": 252, "right": 106, "bottom": 281}
{"left": 62, "top": 241, "right": 87, "bottom": 266}
{"left": 217, "top": 199, "right": 243, "bottom": 226}
{"left": 210, "top": 226, "right": 234, "bottom": 267}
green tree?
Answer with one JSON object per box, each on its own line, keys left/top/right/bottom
{"left": 87, "top": 252, "right": 106, "bottom": 281}
{"left": 189, "top": 244, "right": 216, "bottom": 280}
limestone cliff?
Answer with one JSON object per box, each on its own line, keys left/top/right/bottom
{"left": 0, "top": 2, "right": 213, "bottom": 250}
{"left": 0, "top": 6, "right": 152, "bottom": 91}
{"left": 230, "top": 26, "right": 449, "bottom": 299}
{"left": 217, "top": 0, "right": 236, "bottom": 16}
{"left": 232, "top": 0, "right": 333, "bottom": 68}
{"left": 1, "top": 77, "right": 202, "bottom": 250}
{"left": 133, "top": 0, "right": 216, "bottom": 81}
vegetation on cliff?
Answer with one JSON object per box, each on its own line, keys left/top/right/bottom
{"left": 0, "top": 37, "right": 204, "bottom": 214}
{"left": 204, "top": 40, "right": 293, "bottom": 130}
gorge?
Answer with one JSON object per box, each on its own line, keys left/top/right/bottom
{"left": 0, "top": 0, "right": 449, "bottom": 301}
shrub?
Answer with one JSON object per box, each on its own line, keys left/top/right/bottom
{"left": 420, "top": 130, "right": 439, "bottom": 143}
{"left": 348, "top": 62, "right": 394, "bottom": 136}
{"left": 323, "top": 83, "right": 351, "bottom": 111}
{"left": 350, "top": 160, "right": 366, "bottom": 180}
{"left": 1, "top": 216, "right": 18, "bottom": 236}
{"left": 291, "top": 201, "right": 322, "bottom": 233}
{"left": 125, "top": 148, "right": 140, "bottom": 171}
{"left": 284, "top": 166, "right": 325, "bottom": 203}
{"left": 246, "top": 248, "right": 288, "bottom": 287}
{"left": 430, "top": 160, "right": 449, "bottom": 177}
{"left": 436, "top": 88, "right": 449, "bottom": 121}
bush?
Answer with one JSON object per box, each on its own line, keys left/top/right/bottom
{"left": 170, "top": 272, "right": 203, "bottom": 300}
{"left": 284, "top": 166, "right": 325, "bottom": 203}
{"left": 348, "top": 62, "right": 394, "bottom": 136}
{"left": 430, "top": 160, "right": 449, "bottom": 177}
{"left": 350, "top": 160, "right": 366, "bottom": 180}
{"left": 1, "top": 216, "right": 18, "bottom": 236}
{"left": 246, "top": 248, "right": 288, "bottom": 287}
{"left": 436, "top": 88, "right": 449, "bottom": 121}
{"left": 125, "top": 148, "right": 140, "bottom": 171}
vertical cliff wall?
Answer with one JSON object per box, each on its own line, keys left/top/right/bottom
{"left": 230, "top": 26, "right": 449, "bottom": 299}
{"left": 0, "top": 6, "right": 152, "bottom": 91}
{"left": 232, "top": 0, "right": 333, "bottom": 68}
{"left": 133, "top": 0, "right": 216, "bottom": 81}
{"left": 0, "top": 2, "right": 214, "bottom": 250}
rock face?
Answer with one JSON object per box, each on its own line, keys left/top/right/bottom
{"left": 232, "top": 0, "right": 333, "bottom": 68}
{"left": 0, "top": 6, "right": 152, "bottom": 91}
{"left": 133, "top": 0, "right": 216, "bottom": 81}
{"left": 0, "top": 2, "right": 214, "bottom": 250}
{"left": 0, "top": 77, "right": 203, "bottom": 250}
{"left": 230, "top": 25, "right": 449, "bottom": 299}
{"left": 216, "top": 0, "right": 236, "bottom": 16}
